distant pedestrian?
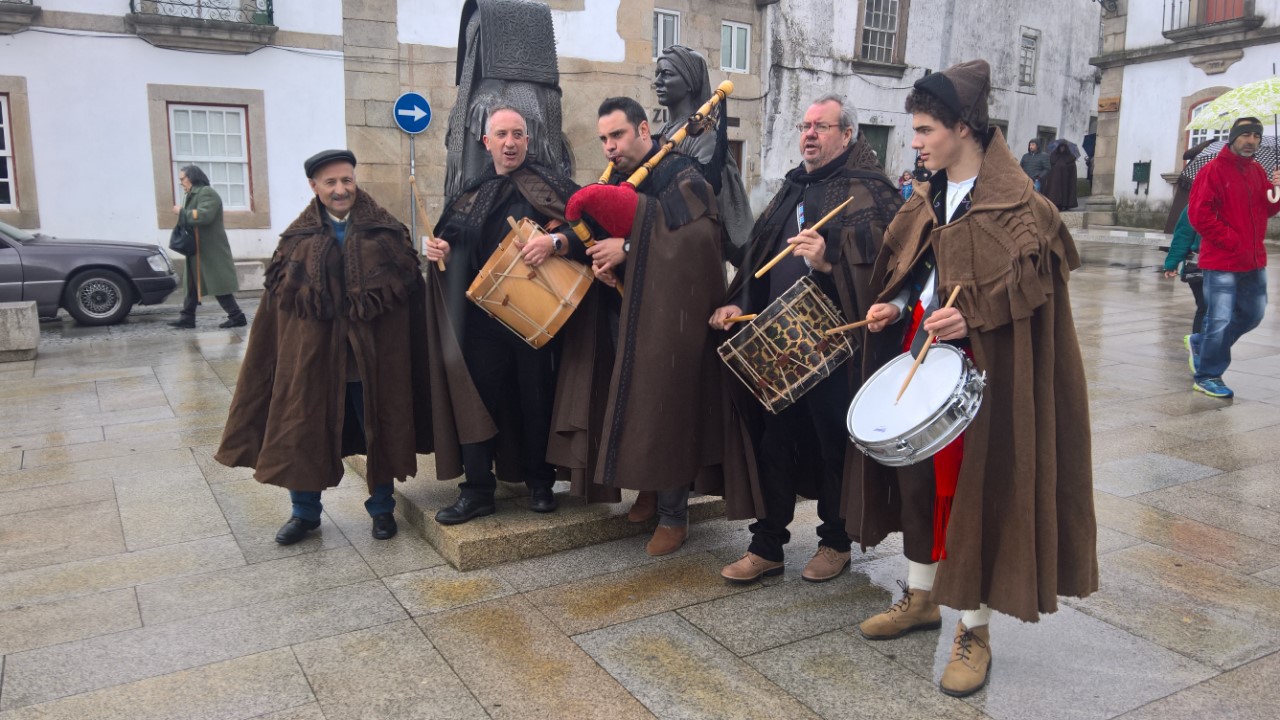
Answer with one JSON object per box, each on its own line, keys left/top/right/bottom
{"left": 1019, "top": 140, "right": 1049, "bottom": 192}
{"left": 216, "top": 149, "right": 435, "bottom": 545}
{"left": 1163, "top": 139, "right": 1216, "bottom": 234}
{"left": 1185, "top": 117, "right": 1280, "bottom": 398}
{"left": 899, "top": 170, "right": 915, "bottom": 200}
{"left": 170, "top": 165, "right": 244, "bottom": 329}
{"left": 1041, "top": 142, "right": 1078, "bottom": 210}
{"left": 1162, "top": 207, "right": 1205, "bottom": 362}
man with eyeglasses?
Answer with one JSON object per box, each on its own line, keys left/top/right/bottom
{"left": 710, "top": 93, "right": 902, "bottom": 584}
{"left": 426, "top": 106, "right": 581, "bottom": 525}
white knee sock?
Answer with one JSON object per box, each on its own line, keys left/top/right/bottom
{"left": 961, "top": 604, "right": 992, "bottom": 629}
{"left": 907, "top": 560, "right": 937, "bottom": 592}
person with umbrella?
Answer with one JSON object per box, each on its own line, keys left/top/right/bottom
{"left": 1042, "top": 139, "right": 1079, "bottom": 210}
{"left": 1186, "top": 117, "right": 1280, "bottom": 398}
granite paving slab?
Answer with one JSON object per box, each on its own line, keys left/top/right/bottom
{"left": 1096, "top": 525, "right": 1144, "bottom": 555}
{"left": 0, "top": 448, "right": 196, "bottom": 494}
{"left": 0, "top": 535, "right": 244, "bottom": 612}
{"left": 1093, "top": 491, "right": 1280, "bottom": 574}
{"left": 1114, "top": 651, "right": 1280, "bottom": 720}
{"left": 574, "top": 612, "right": 821, "bottom": 720}
{"left": 291, "top": 620, "right": 488, "bottom": 720}
{"left": 315, "top": 478, "right": 447, "bottom": 577}
{"left": 192, "top": 443, "right": 256, "bottom": 485}
{"left": 102, "top": 411, "right": 229, "bottom": 441}
{"left": 0, "top": 427, "right": 103, "bottom": 453}
{"left": 678, "top": 566, "right": 888, "bottom": 657}
{"left": 1091, "top": 452, "right": 1221, "bottom": 497}
{"left": 0, "top": 580, "right": 406, "bottom": 710}
{"left": 383, "top": 565, "right": 516, "bottom": 616}
{"left": 112, "top": 465, "right": 230, "bottom": 551}
{"left": 1155, "top": 399, "right": 1280, "bottom": 440}
{"left": 495, "top": 531, "right": 663, "bottom": 593}
{"left": 0, "top": 648, "right": 313, "bottom": 720}
{"left": 211, "top": 478, "right": 350, "bottom": 564}
{"left": 0, "top": 478, "right": 114, "bottom": 517}
{"left": 745, "top": 631, "right": 984, "bottom": 720}
{"left": 1069, "top": 543, "right": 1280, "bottom": 670}
{"left": 135, "top": 547, "right": 374, "bottom": 625}
{"left": 524, "top": 552, "right": 754, "bottom": 636}
{"left": 1088, "top": 428, "right": 1189, "bottom": 466}
{"left": 1185, "top": 463, "right": 1280, "bottom": 511}
{"left": 1163, "top": 424, "right": 1280, "bottom": 472}
{"left": 0, "top": 450, "right": 20, "bottom": 473}
{"left": 0, "top": 406, "right": 175, "bottom": 443}
{"left": 252, "top": 704, "right": 326, "bottom": 720}
{"left": 1133, "top": 485, "right": 1280, "bottom": 545}
{"left": 0, "top": 587, "right": 140, "bottom": 655}
{"left": 0, "top": 500, "right": 125, "bottom": 574}
{"left": 417, "top": 595, "right": 655, "bottom": 720}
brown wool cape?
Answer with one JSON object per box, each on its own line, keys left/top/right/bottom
{"left": 215, "top": 191, "right": 437, "bottom": 492}
{"left": 426, "top": 164, "right": 579, "bottom": 482}
{"left": 843, "top": 129, "right": 1098, "bottom": 622}
{"left": 551, "top": 160, "right": 738, "bottom": 499}
{"left": 721, "top": 140, "right": 902, "bottom": 520}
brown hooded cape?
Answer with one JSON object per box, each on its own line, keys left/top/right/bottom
{"left": 215, "top": 191, "right": 435, "bottom": 492}
{"left": 843, "top": 129, "right": 1098, "bottom": 622}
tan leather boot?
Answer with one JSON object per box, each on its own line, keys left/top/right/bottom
{"left": 801, "top": 546, "right": 851, "bottom": 582}
{"left": 646, "top": 524, "right": 688, "bottom": 556}
{"left": 939, "top": 621, "right": 992, "bottom": 697}
{"left": 857, "top": 580, "right": 943, "bottom": 640}
{"left": 720, "top": 552, "right": 784, "bottom": 583}
{"left": 627, "top": 491, "right": 657, "bottom": 523}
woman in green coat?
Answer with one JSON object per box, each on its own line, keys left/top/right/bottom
{"left": 171, "top": 165, "right": 244, "bottom": 328}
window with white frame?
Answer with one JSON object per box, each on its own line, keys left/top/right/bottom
{"left": 860, "top": 0, "right": 900, "bottom": 64}
{"left": 169, "top": 104, "right": 250, "bottom": 210}
{"left": 653, "top": 9, "right": 679, "bottom": 59}
{"left": 0, "top": 95, "right": 13, "bottom": 209}
{"left": 1018, "top": 29, "right": 1040, "bottom": 90}
{"left": 1187, "top": 100, "right": 1229, "bottom": 150}
{"left": 721, "top": 21, "right": 750, "bottom": 73}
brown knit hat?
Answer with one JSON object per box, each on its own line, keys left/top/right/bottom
{"left": 913, "top": 59, "right": 990, "bottom": 132}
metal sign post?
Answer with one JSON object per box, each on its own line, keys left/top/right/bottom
{"left": 392, "top": 92, "right": 437, "bottom": 266}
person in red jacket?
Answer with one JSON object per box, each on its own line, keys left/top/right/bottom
{"left": 1186, "top": 117, "right": 1280, "bottom": 398}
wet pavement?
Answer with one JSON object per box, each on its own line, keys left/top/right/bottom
{"left": 1, "top": 241, "right": 1278, "bottom": 719}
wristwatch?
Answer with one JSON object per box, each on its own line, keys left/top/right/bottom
{"left": 551, "top": 233, "right": 563, "bottom": 254}
{"left": 623, "top": 240, "right": 631, "bottom": 253}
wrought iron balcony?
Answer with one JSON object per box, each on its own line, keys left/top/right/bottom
{"left": 1163, "top": 0, "right": 1262, "bottom": 39}
{"left": 0, "top": 0, "right": 39, "bottom": 35}
{"left": 128, "top": 1, "right": 273, "bottom": 26}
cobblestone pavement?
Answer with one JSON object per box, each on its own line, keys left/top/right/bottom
{"left": 1, "top": 242, "right": 1278, "bottom": 719}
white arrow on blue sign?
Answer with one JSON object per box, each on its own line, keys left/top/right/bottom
{"left": 393, "top": 92, "right": 432, "bottom": 134}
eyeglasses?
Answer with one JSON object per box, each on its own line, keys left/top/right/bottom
{"left": 795, "top": 122, "right": 838, "bottom": 134}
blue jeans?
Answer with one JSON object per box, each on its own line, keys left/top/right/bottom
{"left": 1195, "top": 269, "right": 1266, "bottom": 382}
{"left": 288, "top": 382, "right": 396, "bottom": 521}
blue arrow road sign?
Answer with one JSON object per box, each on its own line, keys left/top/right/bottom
{"left": 393, "top": 92, "right": 432, "bottom": 134}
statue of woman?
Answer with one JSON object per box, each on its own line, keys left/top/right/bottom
{"left": 654, "top": 45, "right": 753, "bottom": 266}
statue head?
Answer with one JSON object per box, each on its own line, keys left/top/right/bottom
{"left": 654, "top": 45, "right": 710, "bottom": 112}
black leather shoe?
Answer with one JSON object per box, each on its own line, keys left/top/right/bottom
{"left": 219, "top": 315, "right": 248, "bottom": 328}
{"left": 168, "top": 318, "right": 196, "bottom": 329}
{"left": 275, "top": 517, "right": 320, "bottom": 545}
{"left": 529, "top": 487, "right": 558, "bottom": 513}
{"left": 371, "top": 512, "right": 398, "bottom": 540}
{"left": 434, "top": 496, "right": 496, "bottom": 525}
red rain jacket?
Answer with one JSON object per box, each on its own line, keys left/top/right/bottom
{"left": 1188, "top": 145, "right": 1280, "bottom": 272}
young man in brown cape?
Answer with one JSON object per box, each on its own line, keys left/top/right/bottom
{"left": 846, "top": 60, "right": 1098, "bottom": 697}
{"left": 425, "top": 107, "right": 581, "bottom": 525}
{"left": 709, "top": 93, "right": 901, "bottom": 584}
{"left": 216, "top": 150, "right": 435, "bottom": 545}
{"left": 550, "top": 96, "right": 730, "bottom": 556}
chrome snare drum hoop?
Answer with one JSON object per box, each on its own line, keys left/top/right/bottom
{"left": 845, "top": 344, "right": 986, "bottom": 467}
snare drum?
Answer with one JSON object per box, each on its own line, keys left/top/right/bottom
{"left": 718, "top": 276, "right": 853, "bottom": 414}
{"left": 466, "top": 217, "right": 594, "bottom": 349}
{"left": 846, "top": 344, "right": 986, "bottom": 467}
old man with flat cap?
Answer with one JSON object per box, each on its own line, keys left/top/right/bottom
{"left": 217, "top": 149, "right": 436, "bottom": 546}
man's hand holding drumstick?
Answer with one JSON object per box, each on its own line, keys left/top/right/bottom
{"left": 863, "top": 299, "right": 969, "bottom": 340}
{"left": 424, "top": 237, "right": 451, "bottom": 265}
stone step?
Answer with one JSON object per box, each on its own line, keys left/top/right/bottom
{"left": 346, "top": 454, "right": 726, "bottom": 571}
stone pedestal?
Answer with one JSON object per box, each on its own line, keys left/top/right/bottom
{"left": 0, "top": 300, "right": 39, "bottom": 362}
{"left": 1085, "top": 196, "right": 1118, "bottom": 228}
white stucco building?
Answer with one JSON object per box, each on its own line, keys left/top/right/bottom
{"left": 1089, "top": 0, "right": 1280, "bottom": 229}
{"left": 755, "top": 0, "right": 1101, "bottom": 199}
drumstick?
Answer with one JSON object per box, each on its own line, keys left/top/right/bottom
{"left": 753, "top": 196, "right": 855, "bottom": 279}
{"left": 412, "top": 183, "right": 446, "bottom": 272}
{"left": 894, "top": 285, "right": 962, "bottom": 405}
{"left": 824, "top": 317, "right": 873, "bottom": 335}
{"left": 723, "top": 314, "right": 756, "bottom": 325}
{"left": 510, "top": 217, "right": 626, "bottom": 295}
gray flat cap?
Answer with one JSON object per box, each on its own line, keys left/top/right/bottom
{"left": 304, "top": 149, "right": 357, "bottom": 178}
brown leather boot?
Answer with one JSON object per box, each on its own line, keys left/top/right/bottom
{"left": 720, "top": 552, "right": 784, "bottom": 583}
{"left": 646, "top": 524, "right": 688, "bottom": 556}
{"left": 939, "top": 621, "right": 992, "bottom": 697}
{"left": 627, "top": 491, "right": 657, "bottom": 523}
{"left": 857, "top": 580, "right": 943, "bottom": 640}
{"left": 801, "top": 546, "right": 851, "bottom": 582}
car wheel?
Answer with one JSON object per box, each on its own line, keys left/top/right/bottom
{"left": 63, "top": 269, "right": 135, "bottom": 326}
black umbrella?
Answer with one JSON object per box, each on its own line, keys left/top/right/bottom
{"left": 1181, "top": 135, "right": 1279, "bottom": 183}
{"left": 1047, "top": 139, "right": 1081, "bottom": 159}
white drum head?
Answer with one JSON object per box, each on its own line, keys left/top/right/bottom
{"left": 850, "top": 347, "right": 963, "bottom": 441}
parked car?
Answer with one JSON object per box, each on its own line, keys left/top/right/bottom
{"left": 0, "top": 219, "right": 179, "bottom": 325}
